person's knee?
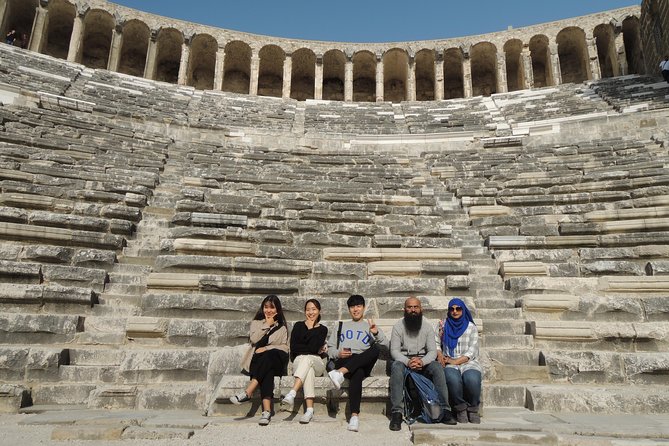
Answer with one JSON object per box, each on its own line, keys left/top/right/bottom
{"left": 391, "top": 360, "right": 406, "bottom": 375}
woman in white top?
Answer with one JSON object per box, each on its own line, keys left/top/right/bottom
{"left": 438, "top": 298, "right": 482, "bottom": 424}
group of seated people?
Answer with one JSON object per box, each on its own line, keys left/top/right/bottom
{"left": 229, "top": 294, "right": 481, "bottom": 432}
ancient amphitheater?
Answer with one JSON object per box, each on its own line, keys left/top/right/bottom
{"left": 1, "top": 0, "right": 669, "bottom": 444}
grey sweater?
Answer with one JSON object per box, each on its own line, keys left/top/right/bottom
{"left": 327, "top": 319, "right": 387, "bottom": 358}
{"left": 390, "top": 318, "right": 437, "bottom": 366}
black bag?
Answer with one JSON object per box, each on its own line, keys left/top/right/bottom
{"left": 325, "top": 321, "right": 343, "bottom": 372}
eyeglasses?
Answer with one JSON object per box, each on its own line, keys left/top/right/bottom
{"left": 449, "top": 306, "right": 462, "bottom": 313}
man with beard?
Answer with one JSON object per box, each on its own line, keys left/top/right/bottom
{"left": 388, "top": 297, "right": 456, "bottom": 431}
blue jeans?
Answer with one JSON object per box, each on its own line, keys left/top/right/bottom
{"left": 443, "top": 367, "right": 481, "bottom": 410}
{"left": 390, "top": 360, "right": 450, "bottom": 414}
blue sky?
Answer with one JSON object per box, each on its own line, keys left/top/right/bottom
{"left": 111, "top": 1, "right": 640, "bottom": 43}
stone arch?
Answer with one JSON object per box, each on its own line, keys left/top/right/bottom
{"left": 323, "top": 49, "right": 345, "bottom": 101}
{"left": 81, "top": 9, "right": 114, "bottom": 69}
{"left": 44, "top": 0, "right": 75, "bottom": 59}
{"left": 155, "top": 28, "right": 183, "bottom": 84}
{"left": 188, "top": 33, "right": 217, "bottom": 90}
{"left": 258, "top": 45, "right": 285, "bottom": 98}
{"left": 443, "top": 47, "right": 464, "bottom": 99}
{"left": 557, "top": 27, "right": 589, "bottom": 84}
{"left": 77, "top": 9, "right": 115, "bottom": 69}
{"left": 223, "top": 40, "right": 251, "bottom": 94}
{"left": 529, "top": 34, "right": 552, "bottom": 87}
{"left": 290, "top": 48, "right": 316, "bottom": 101}
{"left": 352, "top": 50, "right": 376, "bottom": 102}
{"left": 504, "top": 39, "right": 524, "bottom": 92}
{"left": 118, "top": 19, "right": 149, "bottom": 77}
{"left": 383, "top": 48, "right": 408, "bottom": 103}
{"left": 471, "top": 42, "right": 497, "bottom": 97}
{"left": 594, "top": 23, "right": 617, "bottom": 78}
{"left": 1, "top": 0, "right": 37, "bottom": 49}
{"left": 622, "top": 16, "right": 642, "bottom": 74}
{"left": 415, "top": 49, "right": 435, "bottom": 101}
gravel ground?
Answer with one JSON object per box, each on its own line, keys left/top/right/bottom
{"left": 0, "top": 413, "right": 414, "bottom": 446}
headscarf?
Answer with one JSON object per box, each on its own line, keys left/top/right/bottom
{"left": 442, "top": 298, "right": 475, "bottom": 357}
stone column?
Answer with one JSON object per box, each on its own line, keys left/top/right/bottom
{"left": 249, "top": 51, "right": 260, "bottom": 95}
{"left": 282, "top": 52, "right": 292, "bottom": 99}
{"left": 213, "top": 45, "right": 225, "bottom": 90}
{"left": 434, "top": 52, "right": 444, "bottom": 100}
{"left": 375, "top": 54, "right": 384, "bottom": 102}
{"left": 107, "top": 24, "right": 123, "bottom": 72}
{"left": 344, "top": 56, "right": 353, "bottom": 102}
{"left": 496, "top": 52, "right": 508, "bottom": 93}
{"left": 587, "top": 37, "right": 601, "bottom": 81}
{"left": 29, "top": 4, "right": 49, "bottom": 53}
{"left": 144, "top": 29, "right": 158, "bottom": 80}
{"left": 463, "top": 55, "right": 473, "bottom": 98}
{"left": 0, "top": 2, "right": 7, "bottom": 36}
{"left": 521, "top": 45, "right": 534, "bottom": 89}
{"left": 314, "top": 54, "right": 323, "bottom": 100}
{"left": 177, "top": 38, "right": 191, "bottom": 86}
{"left": 67, "top": 12, "right": 85, "bottom": 63}
{"left": 549, "top": 43, "right": 562, "bottom": 86}
{"left": 615, "top": 31, "right": 628, "bottom": 76}
{"left": 407, "top": 55, "right": 416, "bottom": 101}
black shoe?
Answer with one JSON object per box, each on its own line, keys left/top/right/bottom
{"left": 389, "top": 412, "right": 403, "bottom": 431}
{"left": 441, "top": 413, "right": 457, "bottom": 425}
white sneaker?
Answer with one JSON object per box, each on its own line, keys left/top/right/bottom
{"left": 328, "top": 370, "right": 345, "bottom": 389}
{"left": 280, "top": 393, "right": 295, "bottom": 411}
{"left": 299, "top": 411, "right": 314, "bottom": 424}
{"left": 347, "top": 415, "right": 359, "bottom": 432}
{"left": 229, "top": 391, "right": 249, "bottom": 405}
{"left": 258, "top": 411, "right": 271, "bottom": 426}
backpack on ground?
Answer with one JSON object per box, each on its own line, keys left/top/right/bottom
{"left": 402, "top": 368, "right": 443, "bottom": 424}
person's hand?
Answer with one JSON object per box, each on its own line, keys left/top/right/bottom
{"left": 408, "top": 357, "right": 424, "bottom": 370}
{"left": 437, "top": 352, "right": 448, "bottom": 367}
{"left": 318, "top": 344, "right": 328, "bottom": 355}
{"left": 367, "top": 319, "right": 378, "bottom": 335}
{"left": 255, "top": 347, "right": 267, "bottom": 354}
{"left": 339, "top": 348, "right": 352, "bottom": 358}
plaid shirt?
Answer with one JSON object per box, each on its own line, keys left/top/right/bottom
{"left": 435, "top": 320, "right": 482, "bottom": 374}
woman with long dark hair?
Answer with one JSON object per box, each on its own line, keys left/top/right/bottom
{"left": 230, "top": 294, "right": 289, "bottom": 426}
{"left": 437, "top": 298, "right": 482, "bottom": 424}
{"left": 280, "top": 298, "right": 328, "bottom": 423}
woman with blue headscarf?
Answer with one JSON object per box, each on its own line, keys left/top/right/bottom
{"left": 437, "top": 298, "right": 482, "bottom": 424}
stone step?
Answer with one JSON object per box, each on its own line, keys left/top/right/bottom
{"left": 207, "top": 375, "right": 527, "bottom": 416}
{"left": 481, "top": 334, "right": 534, "bottom": 349}
{"left": 473, "top": 289, "right": 511, "bottom": 300}
{"left": 117, "top": 255, "right": 156, "bottom": 266}
{"left": 475, "top": 298, "right": 517, "bottom": 309}
{"left": 58, "top": 365, "right": 118, "bottom": 383}
{"left": 103, "top": 283, "right": 147, "bottom": 295}
{"left": 477, "top": 308, "right": 524, "bottom": 319}
{"left": 526, "top": 384, "right": 669, "bottom": 414}
{"left": 486, "top": 349, "right": 542, "bottom": 366}
{"left": 483, "top": 320, "right": 527, "bottom": 335}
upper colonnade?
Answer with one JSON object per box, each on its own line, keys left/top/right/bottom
{"left": 0, "top": 0, "right": 643, "bottom": 102}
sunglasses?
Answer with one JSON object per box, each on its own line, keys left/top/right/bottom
{"left": 449, "top": 306, "right": 462, "bottom": 312}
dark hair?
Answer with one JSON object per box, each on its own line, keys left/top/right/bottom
{"left": 347, "top": 294, "right": 365, "bottom": 308}
{"left": 254, "top": 294, "right": 287, "bottom": 327}
{"left": 304, "top": 298, "right": 322, "bottom": 323}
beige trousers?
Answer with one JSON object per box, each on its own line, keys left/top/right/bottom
{"left": 292, "top": 354, "right": 326, "bottom": 398}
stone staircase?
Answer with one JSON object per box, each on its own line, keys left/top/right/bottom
{"left": 1, "top": 43, "right": 669, "bottom": 428}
